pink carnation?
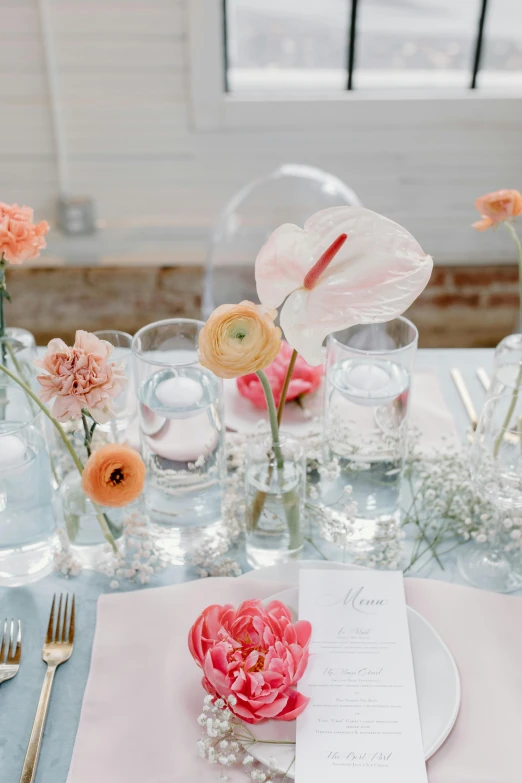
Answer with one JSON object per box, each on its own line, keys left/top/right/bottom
{"left": 0, "top": 203, "right": 49, "bottom": 265}
{"left": 35, "top": 330, "right": 126, "bottom": 423}
{"left": 237, "top": 340, "right": 323, "bottom": 409}
{"left": 188, "top": 599, "right": 311, "bottom": 724}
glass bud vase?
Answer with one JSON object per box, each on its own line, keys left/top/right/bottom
{"left": 488, "top": 333, "right": 522, "bottom": 398}
{"left": 0, "top": 328, "right": 37, "bottom": 388}
{"left": 59, "top": 471, "right": 123, "bottom": 569}
{"left": 245, "top": 434, "right": 305, "bottom": 569}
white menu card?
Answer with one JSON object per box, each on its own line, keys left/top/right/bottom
{"left": 295, "top": 570, "right": 427, "bottom": 783}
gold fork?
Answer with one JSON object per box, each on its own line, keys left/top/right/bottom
{"left": 20, "top": 594, "right": 75, "bottom": 783}
{"left": 0, "top": 619, "right": 22, "bottom": 684}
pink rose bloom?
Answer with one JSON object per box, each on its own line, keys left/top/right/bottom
{"left": 35, "top": 330, "right": 126, "bottom": 423}
{"left": 237, "top": 340, "right": 323, "bottom": 409}
{"left": 0, "top": 203, "right": 49, "bottom": 265}
{"left": 188, "top": 599, "right": 312, "bottom": 724}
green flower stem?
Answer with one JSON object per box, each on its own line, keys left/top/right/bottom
{"left": 493, "top": 223, "right": 522, "bottom": 458}
{"left": 505, "top": 221, "right": 522, "bottom": 330}
{"left": 0, "top": 255, "right": 7, "bottom": 379}
{"left": 0, "top": 362, "right": 118, "bottom": 552}
{"left": 255, "top": 369, "right": 283, "bottom": 466}
{"left": 82, "top": 412, "right": 93, "bottom": 457}
{"left": 252, "top": 370, "right": 302, "bottom": 550}
{"left": 277, "top": 348, "right": 298, "bottom": 427}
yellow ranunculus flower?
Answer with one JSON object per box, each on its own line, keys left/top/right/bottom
{"left": 198, "top": 300, "right": 281, "bottom": 379}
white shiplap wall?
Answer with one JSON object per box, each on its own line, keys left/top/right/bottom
{"left": 1, "top": 0, "right": 522, "bottom": 265}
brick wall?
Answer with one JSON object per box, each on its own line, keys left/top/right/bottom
{"left": 405, "top": 265, "right": 520, "bottom": 347}
{"left": 4, "top": 264, "right": 520, "bottom": 348}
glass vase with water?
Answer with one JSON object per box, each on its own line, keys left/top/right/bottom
{"left": 132, "top": 319, "right": 225, "bottom": 563}
{"left": 245, "top": 434, "right": 305, "bottom": 569}
{"left": 321, "top": 317, "right": 417, "bottom": 556}
{"left": 0, "top": 384, "right": 57, "bottom": 585}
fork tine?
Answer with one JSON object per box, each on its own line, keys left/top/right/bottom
{"left": 0, "top": 619, "right": 6, "bottom": 663}
{"left": 56, "top": 594, "right": 63, "bottom": 644}
{"left": 9, "top": 619, "right": 14, "bottom": 658}
{"left": 14, "top": 619, "right": 21, "bottom": 663}
{"left": 61, "top": 595, "right": 69, "bottom": 642}
{"left": 46, "top": 594, "right": 56, "bottom": 644}
{"left": 69, "top": 595, "right": 76, "bottom": 644}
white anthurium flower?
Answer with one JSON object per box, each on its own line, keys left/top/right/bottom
{"left": 254, "top": 206, "right": 433, "bottom": 366}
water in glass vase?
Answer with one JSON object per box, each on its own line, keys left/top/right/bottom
{"left": 245, "top": 439, "right": 305, "bottom": 569}
{"left": 138, "top": 366, "right": 225, "bottom": 560}
{"left": 0, "top": 421, "right": 56, "bottom": 585}
{"left": 323, "top": 357, "right": 410, "bottom": 550}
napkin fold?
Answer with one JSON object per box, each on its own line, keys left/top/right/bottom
{"left": 68, "top": 577, "right": 522, "bottom": 783}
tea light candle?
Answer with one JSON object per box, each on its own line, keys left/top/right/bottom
{"left": 0, "top": 434, "right": 26, "bottom": 470}
{"left": 146, "top": 414, "right": 218, "bottom": 462}
{"left": 155, "top": 376, "right": 203, "bottom": 409}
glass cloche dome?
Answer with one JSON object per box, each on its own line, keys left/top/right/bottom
{"left": 203, "top": 164, "right": 361, "bottom": 317}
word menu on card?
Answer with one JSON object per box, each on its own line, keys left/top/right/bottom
{"left": 295, "top": 569, "right": 427, "bottom": 783}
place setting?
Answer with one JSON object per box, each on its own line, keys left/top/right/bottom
{"left": 2, "top": 190, "right": 522, "bottom": 783}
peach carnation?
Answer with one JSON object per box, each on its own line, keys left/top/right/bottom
{"left": 35, "top": 330, "right": 126, "bottom": 423}
{"left": 0, "top": 203, "right": 49, "bottom": 265}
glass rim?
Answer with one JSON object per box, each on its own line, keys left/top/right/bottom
{"left": 479, "top": 394, "right": 522, "bottom": 433}
{"left": 131, "top": 318, "right": 205, "bottom": 368}
{"left": 93, "top": 329, "right": 133, "bottom": 342}
{"left": 0, "top": 385, "right": 42, "bottom": 434}
{"left": 328, "top": 316, "right": 418, "bottom": 356}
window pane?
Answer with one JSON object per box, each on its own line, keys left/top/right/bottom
{"left": 479, "top": 0, "right": 522, "bottom": 89}
{"left": 355, "top": 0, "right": 482, "bottom": 90}
{"left": 225, "top": 0, "right": 349, "bottom": 92}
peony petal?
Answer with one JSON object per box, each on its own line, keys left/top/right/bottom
{"left": 275, "top": 689, "right": 310, "bottom": 721}
{"left": 293, "top": 620, "right": 312, "bottom": 647}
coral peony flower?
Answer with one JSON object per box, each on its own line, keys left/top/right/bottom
{"left": 237, "top": 340, "right": 323, "bottom": 409}
{"left": 81, "top": 443, "right": 146, "bottom": 507}
{"left": 188, "top": 599, "right": 311, "bottom": 724}
{"left": 255, "top": 206, "right": 432, "bottom": 366}
{"left": 198, "top": 300, "right": 282, "bottom": 379}
{"left": 0, "top": 203, "right": 49, "bottom": 265}
{"left": 35, "top": 330, "right": 126, "bottom": 423}
{"left": 472, "top": 189, "right": 522, "bottom": 231}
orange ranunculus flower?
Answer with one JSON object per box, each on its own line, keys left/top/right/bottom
{"left": 0, "top": 203, "right": 49, "bottom": 264}
{"left": 473, "top": 189, "right": 522, "bottom": 231}
{"left": 82, "top": 444, "right": 146, "bottom": 508}
{"left": 198, "top": 300, "right": 282, "bottom": 379}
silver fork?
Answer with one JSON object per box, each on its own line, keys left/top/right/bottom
{"left": 0, "top": 619, "right": 22, "bottom": 684}
{"left": 20, "top": 594, "right": 75, "bottom": 783}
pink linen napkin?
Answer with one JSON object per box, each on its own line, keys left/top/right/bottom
{"left": 67, "top": 577, "right": 522, "bottom": 783}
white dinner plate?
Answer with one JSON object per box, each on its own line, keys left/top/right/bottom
{"left": 239, "top": 561, "right": 460, "bottom": 776}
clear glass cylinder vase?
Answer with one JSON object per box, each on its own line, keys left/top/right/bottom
{"left": 132, "top": 319, "right": 226, "bottom": 564}
{"left": 59, "top": 471, "right": 123, "bottom": 569}
{"left": 0, "top": 384, "right": 57, "bottom": 585}
{"left": 0, "top": 328, "right": 37, "bottom": 388}
{"left": 488, "top": 333, "right": 522, "bottom": 398}
{"left": 320, "top": 317, "right": 417, "bottom": 555}
{"left": 245, "top": 434, "right": 305, "bottom": 569}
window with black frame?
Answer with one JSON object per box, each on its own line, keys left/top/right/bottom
{"left": 224, "top": 0, "right": 522, "bottom": 92}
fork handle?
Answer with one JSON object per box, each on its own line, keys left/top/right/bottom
{"left": 20, "top": 665, "right": 56, "bottom": 783}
